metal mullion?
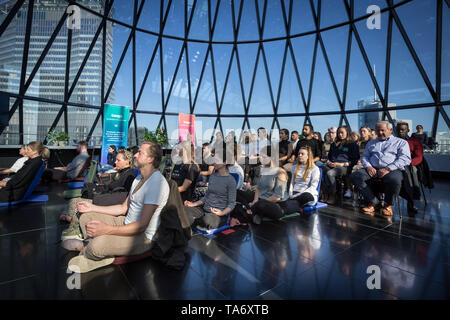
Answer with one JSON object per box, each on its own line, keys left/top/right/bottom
{"left": 306, "top": 37, "right": 319, "bottom": 115}
{"left": 63, "top": 28, "right": 73, "bottom": 140}
{"left": 245, "top": 46, "right": 262, "bottom": 123}
{"left": 432, "top": 0, "right": 443, "bottom": 139}
{"left": 0, "top": 0, "right": 25, "bottom": 38}
{"left": 386, "top": 0, "right": 437, "bottom": 102}
{"left": 132, "top": 0, "right": 138, "bottom": 145}
{"left": 185, "top": 0, "right": 195, "bottom": 114}
{"left": 384, "top": 9, "right": 393, "bottom": 106}
{"left": 18, "top": 0, "right": 34, "bottom": 144}
{"left": 217, "top": 48, "right": 237, "bottom": 114}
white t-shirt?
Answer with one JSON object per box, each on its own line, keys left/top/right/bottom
{"left": 10, "top": 157, "right": 28, "bottom": 173}
{"left": 124, "top": 170, "right": 169, "bottom": 240}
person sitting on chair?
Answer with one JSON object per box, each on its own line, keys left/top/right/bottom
{"left": 0, "top": 141, "right": 49, "bottom": 203}
{"left": 63, "top": 141, "right": 169, "bottom": 274}
{"left": 396, "top": 122, "right": 423, "bottom": 214}
{"left": 44, "top": 141, "right": 90, "bottom": 181}
{"left": 350, "top": 121, "right": 411, "bottom": 218}
{"left": 0, "top": 145, "right": 28, "bottom": 180}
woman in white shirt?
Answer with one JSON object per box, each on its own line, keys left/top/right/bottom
{"left": 280, "top": 146, "right": 320, "bottom": 215}
{"left": 0, "top": 145, "right": 28, "bottom": 178}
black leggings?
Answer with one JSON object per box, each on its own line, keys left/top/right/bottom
{"left": 252, "top": 192, "right": 315, "bottom": 220}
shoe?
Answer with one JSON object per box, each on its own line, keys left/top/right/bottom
{"left": 62, "top": 239, "right": 84, "bottom": 251}
{"left": 407, "top": 202, "right": 418, "bottom": 214}
{"left": 252, "top": 214, "right": 262, "bottom": 225}
{"left": 327, "top": 194, "right": 337, "bottom": 205}
{"left": 61, "top": 224, "right": 83, "bottom": 241}
{"left": 362, "top": 202, "right": 380, "bottom": 216}
{"left": 381, "top": 205, "right": 393, "bottom": 216}
{"left": 68, "top": 255, "right": 115, "bottom": 273}
{"left": 344, "top": 189, "right": 352, "bottom": 199}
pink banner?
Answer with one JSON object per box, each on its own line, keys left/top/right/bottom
{"left": 178, "top": 113, "right": 195, "bottom": 144}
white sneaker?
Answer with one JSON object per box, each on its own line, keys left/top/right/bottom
{"left": 344, "top": 189, "right": 352, "bottom": 198}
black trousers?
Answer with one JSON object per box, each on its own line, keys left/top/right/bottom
{"left": 43, "top": 168, "right": 68, "bottom": 181}
{"left": 252, "top": 192, "right": 315, "bottom": 220}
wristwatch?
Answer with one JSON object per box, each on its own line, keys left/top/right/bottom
{"left": 383, "top": 167, "right": 390, "bottom": 171}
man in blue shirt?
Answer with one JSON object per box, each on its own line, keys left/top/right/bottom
{"left": 350, "top": 121, "right": 411, "bottom": 217}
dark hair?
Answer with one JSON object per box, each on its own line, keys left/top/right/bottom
{"left": 118, "top": 146, "right": 126, "bottom": 152}
{"left": 313, "top": 131, "right": 323, "bottom": 142}
{"left": 281, "top": 128, "right": 289, "bottom": 136}
{"left": 109, "top": 145, "right": 117, "bottom": 154}
{"left": 292, "top": 130, "right": 299, "bottom": 135}
{"left": 141, "top": 141, "right": 163, "bottom": 169}
{"left": 335, "top": 126, "right": 353, "bottom": 145}
{"left": 128, "top": 145, "right": 139, "bottom": 155}
{"left": 397, "top": 121, "right": 409, "bottom": 129}
{"left": 78, "top": 141, "right": 88, "bottom": 149}
{"left": 416, "top": 125, "right": 423, "bottom": 130}
{"left": 303, "top": 124, "right": 314, "bottom": 132}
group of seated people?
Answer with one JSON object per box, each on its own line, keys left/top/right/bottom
{"left": 0, "top": 119, "right": 430, "bottom": 275}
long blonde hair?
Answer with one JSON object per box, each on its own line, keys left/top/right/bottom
{"left": 293, "top": 146, "right": 314, "bottom": 182}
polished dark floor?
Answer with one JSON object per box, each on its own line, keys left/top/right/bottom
{"left": 0, "top": 179, "right": 449, "bottom": 300}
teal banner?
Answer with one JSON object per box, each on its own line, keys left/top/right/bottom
{"left": 101, "top": 104, "right": 130, "bottom": 165}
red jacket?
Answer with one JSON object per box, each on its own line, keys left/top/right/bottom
{"left": 406, "top": 137, "right": 423, "bottom": 166}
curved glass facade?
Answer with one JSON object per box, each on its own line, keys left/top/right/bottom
{"left": 0, "top": 0, "right": 448, "bottom": 149}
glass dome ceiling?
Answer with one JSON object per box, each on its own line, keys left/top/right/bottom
{"left": 0, "top": 0, "right": 448, "bottom": 146}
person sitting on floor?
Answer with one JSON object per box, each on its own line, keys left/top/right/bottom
{"left": 59, "top": 150, "right": 136, "bottom": 227}
{"left": 197, "top": 143, "right": 214, "bottom": 186}
{"left": 245, "top": 146, "right": 289, "bottom": 224}
{"left": 0, "top": 141, "right": 50, "bottom": 203}
{"left": 396, "top": 122, "right": 423, "bottom": 214}
{"left": 284, "top": 124, "right": 322, "bottom": 173}
{"left": 0, "top": 145, "right": 28, "bottom": 180}
{"left": 43, "top": 140, "right": 90, "bottom": 181}
{"left": 184, "top": 142, "right": 237, "bottom": 231}
{"left": 350, "top": 121, "right": 411, "bottom": 218}
{"left": 321, "top": 126, "right": 359, "bottom": 204}
{"left": 171, "top": 143, "right": 200, "bottom": 202}
{"left": 63, "top": 141, "right": 170, "bottom": 274}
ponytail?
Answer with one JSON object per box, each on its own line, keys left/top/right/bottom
{"left": 27, "top": 141, "right": 50, "bottom": 160}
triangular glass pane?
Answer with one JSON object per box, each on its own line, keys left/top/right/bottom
{"left": 443, "top": 5, "right": 450, "bottom": 102}
{"left": 212, "top": 43, "right": 233, "bottom": 98}
{"left": 290, "top": 0, "right": 315, "bottom": 35}
{"left": 135, "top": 30, "right": 159, "bottom": 106}
{"left": 320, "top": 0, "right": 348, "bottom": 28}
{"left": 105, "top": 22, "right": 133, "bottom": 107}
{"left": 136, "top": 113, "right": 163, "bottom": 142}
{"left": 137, "top": 0, "right": 160, "bottom": 32}
{"left": 165, "top": 115, "right": 183, "bottom": 145}
{"left": 161, "top": 38, "right": 184, "bottom": 103}
{"left": 112, "top": 0, "right": 135, "bottom": 25}
{"left": 0, "top": 98, "right": 20, "bottom": 145}
{"left": 187, "top": 41, "right": 209, "bottom": 100}
{"left": 309, "top": 46, "right": 341, "bottom": 112}
{"left": 263, "top": 40, "right": 287, "bottom": 96}
{"left": 237, "top": 0, "right": 259, "bottom": 41}
{"left": 309, "top": 114, "right": 341, "bottom": 139}
{"left": 213, "top": 0, "right": 234, "bottom": 41}
{"left": 136, "top": 45, "right": 163, "bottom": 112}
{"left": 193, "top": 54, "right": 219, "bottom": 114}
{"left": 396, "top": 0, "right": 436, "bottom": 89}
{"left": 345, "top": 113, "right": 359, "bottom": 132}
{"left": 67, "top": 105, "right": 101, "bottom": 145}
{"left": 321, "top": 26, "right": 350, "bottom": 99}
{"left": 0, "top": 1, "right": 28, "bottom": 95}
{"left": 164, "top": 0, "right": 185, "bottom": 38}
{"left": 263, "top": 0, "right": 286, "bottom": 39}
{"left": 36, "top": 100, "right": 65, "bottom": 143}
{"left": 221, "top": 54, "right": 246, "bottom": 115}
{"left": 127, "top": 124, "right": 137, "bottom": 147}
{"left": 69, "top": 10, "right": 101, "bottom": 91}
{"left": 188, "top": 0, "right": 210, "bottom": 40}
{"left": 165, "top": 49, "right": 191, "bottom": 114}
{"left": 26, "top": 21, "right": 66, "bottom": 101}
{"left": 354, "top": 10, "right": 388, "bottom": 97}
{"left": 247, "top": 58, "right": 274, "bottom": 115}
{"left": 388, "top": 23, "right": 434, "bottom": 106}
{"left": 290, "top": 35, "right": 316, "bottom": 94}
{"left": 278, "top": 52, "right": 305, "bottom": 114}
{"left": 235, "top": 43, "right": 259, "bottom": 101}
{"left": 346, "top": 33, "right": 381, "bottom": 110}
{"left": 221, "top": 117, "right": 245, "bottom": 137}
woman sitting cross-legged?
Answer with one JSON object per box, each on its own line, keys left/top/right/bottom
{"left": 244, "top": 146, "right": 289, "bottom": 224}
{"left": 184, "top": 142, "right": 236, "bottom": 231}
{"left": 59, "top": 151, "right": 136, "bottom": 241}
{"left": 321, "top": 126, "right": 359, "bottom": 204}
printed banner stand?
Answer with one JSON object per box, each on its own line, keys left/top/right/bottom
{"left": 178, "top": 113, "right": 195, "bottom": 145}
{"left": 101, "top": 104, "right": 130, "bottom": 165}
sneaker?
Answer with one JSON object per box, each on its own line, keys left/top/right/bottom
{"left": 362, "top": 202, "right": 380, "bottom": 216}
{"left": 381, "top": 205, "right": 393, "bottom": 216}
{"left": 344, "top": 189, "right": 352, "bottom": 199}
{"left": 68, "top": 255, "right": 115, "bottom": 273}
{"left": 61, "top": 224, "right": 83, "bottom": 241}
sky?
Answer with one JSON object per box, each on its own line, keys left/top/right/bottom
{"left": 106, "top": 0, "right": 449, "bottom": 141}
